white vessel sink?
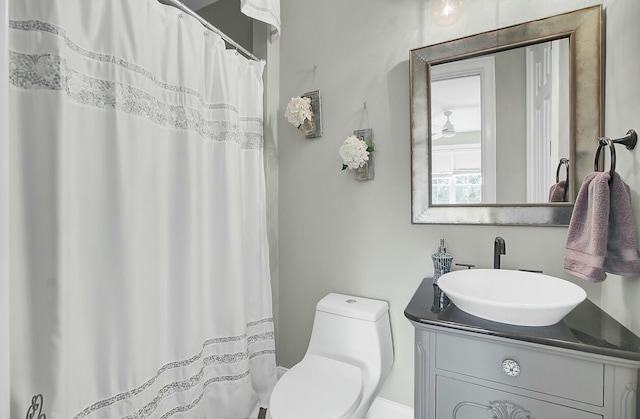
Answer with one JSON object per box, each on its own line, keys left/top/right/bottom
{"left": 437, "top": 269, "right": 587, "bottom": 327}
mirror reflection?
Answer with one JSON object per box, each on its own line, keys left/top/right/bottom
{"left": 429, "top": 38, "right": 570, "bottom": 205}
{"left": 410, "top": 5, "right": 602, "bottom": 225}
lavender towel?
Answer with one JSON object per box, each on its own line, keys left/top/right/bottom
{"left": 549, "top": 180, "right": 567, "bottom": 202}
{"left": 604, "top": 172, "right": 640, "bottom": 276}
{"left": 564, "top": 172, "right": 611, "bottom": 282}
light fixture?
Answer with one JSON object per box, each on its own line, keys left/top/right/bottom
{"left": 441, "top": 111, "right": 456, "bottom": 138}
{"left": 430, "top": 0, "right": 464, "bottom": 27}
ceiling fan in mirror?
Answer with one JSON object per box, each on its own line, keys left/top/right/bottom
{"left": 441, "top": 111, "right": 456, "bottom": 138}
{"left": 431, "top": 110, "right": 457, "bottom": 141}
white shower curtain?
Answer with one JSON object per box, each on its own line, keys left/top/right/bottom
{"left": 9, "top": 1, "right": 276, "bottom": 418}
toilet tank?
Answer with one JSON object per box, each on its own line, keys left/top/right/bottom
{"left": 316, "top": 293, "right": 389, "bottom": 321}
{"left": 306, "top": 293, "right": 394, "bottom": 379}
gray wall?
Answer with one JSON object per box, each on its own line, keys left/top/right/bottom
{"left": 198, "top": 0, "right": 253, "bottom": 53}
{"left": 274, "top": 0, "right": 640, "bottom": 408}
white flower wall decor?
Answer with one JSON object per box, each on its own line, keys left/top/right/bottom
{"left": 284, "top": 90, "right": 322, "bottom": 138}
{"left": 339, "top": 128, "right": 375, "bottom": 181}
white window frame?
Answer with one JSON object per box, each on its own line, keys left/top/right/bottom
{"left": 431, "top": 56, "right": 497, "bottom": 203}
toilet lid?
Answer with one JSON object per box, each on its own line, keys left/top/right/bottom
{"left": 269, "top": 355, "right": 362, "bottom": 419}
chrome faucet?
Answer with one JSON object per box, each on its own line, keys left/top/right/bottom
{"left": 494, "top": 236, "right": 506, "bottom": 269}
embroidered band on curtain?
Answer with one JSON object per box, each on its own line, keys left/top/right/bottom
{"left": 72, "top": 320, "right": 275, "bottom": 419}
{"left": 10, "top": 51, "right": 263, "bottom": 149}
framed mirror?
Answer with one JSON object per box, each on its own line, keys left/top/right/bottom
{"left": 410, "top": 5, "right": 602, "bottom": 225}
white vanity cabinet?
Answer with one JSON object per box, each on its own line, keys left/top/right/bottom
{"left": 414, "top": 326, "right": 638, "bottom": 419}
{"left": 405, "top": 279, "right": 640, "bottom": 419}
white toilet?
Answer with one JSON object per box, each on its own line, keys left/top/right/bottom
{"left": 268, "top": 293, "right": 394, "bottom": 419}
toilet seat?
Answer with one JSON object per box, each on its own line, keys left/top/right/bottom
{"left": 269, "top": 355, "right": 363, "bottom": 419}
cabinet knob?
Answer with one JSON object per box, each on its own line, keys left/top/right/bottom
{"left": 502, "top": 359, "right": 520, "bottom": 377}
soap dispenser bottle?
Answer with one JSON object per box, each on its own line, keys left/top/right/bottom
{"left": 432, "top": 238, "right": 453, "bottom": 285}
{"left": 431, "top": 238, "right": 453, "bottom": 312}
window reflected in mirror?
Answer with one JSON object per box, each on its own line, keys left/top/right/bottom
{"left": 431, "top": 74, "right": 483, "bottom": 205}
{"left": 429, "top": 38, "right": 569, "bottom": 206}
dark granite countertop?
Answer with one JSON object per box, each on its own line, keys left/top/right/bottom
{"left": 405, "top": 277, "right": 640, "bottom": 362}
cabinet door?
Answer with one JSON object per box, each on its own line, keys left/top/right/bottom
{"left": 436, "top": 375, "right": 602, "bottom": 419}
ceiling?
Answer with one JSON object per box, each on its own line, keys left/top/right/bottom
{"left": 181, "top": 0, "right": 219, "bottom": 11}
{"left": 431, "top": 75, "right": 482, "bottom": 134}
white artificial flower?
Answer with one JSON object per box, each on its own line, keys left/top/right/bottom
{"left": 339, "top": 135, "right": 370, "bottom": 169}
{"left": 284, "top": 96, "right": 313, "bottom": 127}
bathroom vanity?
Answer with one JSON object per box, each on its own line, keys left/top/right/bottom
{"left": 405, "top": 278, "right": 640, "bottom": 419}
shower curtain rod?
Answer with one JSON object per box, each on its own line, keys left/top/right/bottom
{"left": 160, "top": 0, "right": 260, "bottom": 61}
